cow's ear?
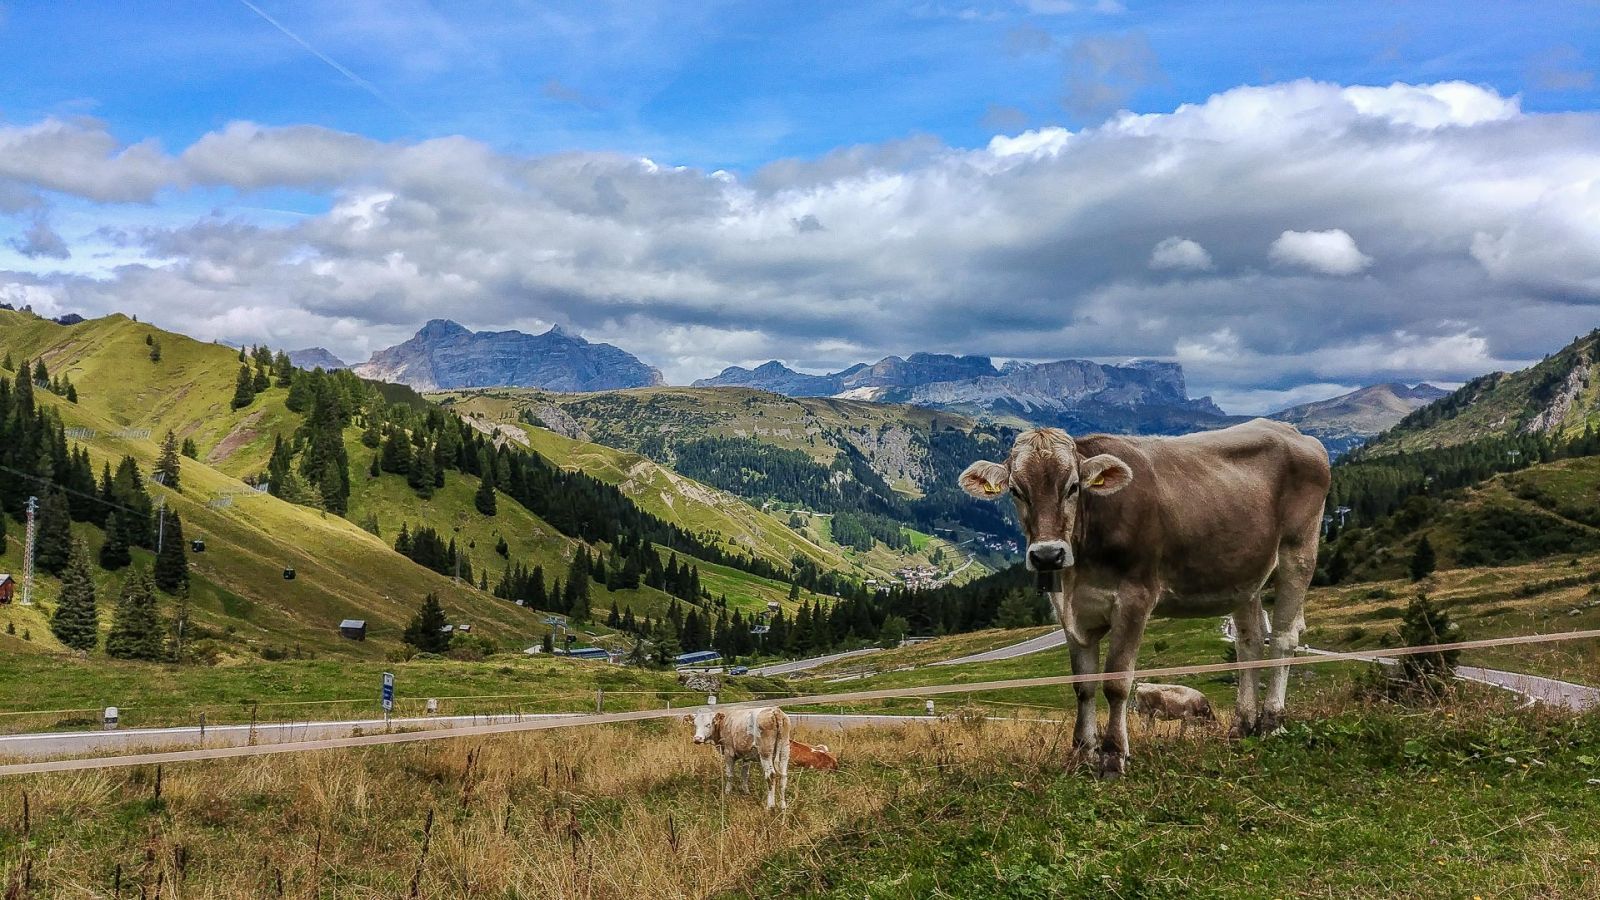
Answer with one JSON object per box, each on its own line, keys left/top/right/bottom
{"left": 1080, "top": 454, "right": 1133, "bottom": 495}
{"left": 681, "top": 714, "right": 693, "bottom": 724}
{"left": 959, "top": 460, "right": 1009, "bottom": 500}
{"left": 712, "top": 711, "right": 726, "bottom": 728}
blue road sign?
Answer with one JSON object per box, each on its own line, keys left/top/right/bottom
{"left": 381, "top": 671, "right": 395, "bottom": 711}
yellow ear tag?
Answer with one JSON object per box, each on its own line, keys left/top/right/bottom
{"left": 1091, "top": 476, "right": 1105, "bottom": 486}
{"left": 983, "top": 483, "right": 1003, "bottom": 495}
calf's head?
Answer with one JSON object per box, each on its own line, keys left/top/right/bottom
{"left": 959, "top": 428, "right": 1132, "bottom": 572}
{"left": 683, "top": 710, "right": 725, "bottom": 744}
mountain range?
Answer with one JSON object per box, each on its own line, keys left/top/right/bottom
{"left": 1268, "top": 382, "right": 1448, "bottom": 457}
{"left": 349, "top": 319, "right": 663, "bottom": 392}
{"left": 697, "top": 354, "right": 1236, "bottom": 436}
{"left": 286, "top": 347, "right": 349, "bottom": 370}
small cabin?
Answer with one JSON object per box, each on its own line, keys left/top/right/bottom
{"left": 338, "top": 619, "right": 367, "bottom": 641}
{"left": 0, "top": 574, "right": 14, "bottom": 605}
{"left": 439, "top": 624, "right": 455, "bottom": 635}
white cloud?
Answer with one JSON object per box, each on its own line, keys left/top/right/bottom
{"left": 1148, "top": 236, "right": 1212, "bottom": 271}
{"left": 1268, "top": 229, "right": 1373, "bottom": 276}
{"left": 1, "top": 79, "right": 1596, "bottom": 400}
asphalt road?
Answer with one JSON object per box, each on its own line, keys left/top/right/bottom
{"left": 934, "top": 629, "right": 1066, "bottom": 666}
{"left": 0, "top": 712, "right": 948, "bottom": 760}
{"left": 750, "top": 647, "right": 882, "bottom": 676}
{"left": 1301, "top": 647, "right": 1600, "bottom": 711}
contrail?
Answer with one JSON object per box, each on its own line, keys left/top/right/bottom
{"left": 236, "top": 0, "right": 421, "bottom": 128}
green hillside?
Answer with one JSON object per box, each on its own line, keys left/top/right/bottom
{"left": 1364, "top": 328, "right": 1600, "bottom": 454}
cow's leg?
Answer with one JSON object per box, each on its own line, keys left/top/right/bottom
{"left": 1231, "top": 598, "right": 1266, "bottom": 738}
{"left": 741, "top": 758, "right": 753, "bottom": 793}
{"left": 760, "top": 753, "right": 777, "bottom": 809}
{"left": 1263, "top": 535, "right": 1315, "bottom": 733}
{"left": 1098, "top": 598, "right": 1153, "bottom": 778}
{"left": 776, "top": 734, "right": 790, "bottom": 810}
{"left": 1068, "top": 629, "right": 1105, "bottom": 755}
{"left": 722, "top": 753, "right": 735, "bottom": 796}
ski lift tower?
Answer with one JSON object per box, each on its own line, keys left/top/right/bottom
{"left": 20, "top": 496, "right": 36, "bottom": 606}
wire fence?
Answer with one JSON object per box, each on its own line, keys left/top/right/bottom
{"left": 2, "top": 627, "right": 1597, "bottom": 778}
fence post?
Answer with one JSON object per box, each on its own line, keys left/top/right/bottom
{"left": 595, "top": 689, "right": 603, "bottom": 713}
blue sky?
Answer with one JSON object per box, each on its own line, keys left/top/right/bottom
{"left": 1, "top": 2, "right": 1597, "bottom": 410}
{"left": 7, "top": 1, "right": 1593, "bottom": 170}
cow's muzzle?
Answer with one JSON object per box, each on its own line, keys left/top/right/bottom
{"left": 1027, "top": 541, "right": 1072, "bottom": 572}
{"left": 693, "top": 737, "right": 706, "bottom": 744}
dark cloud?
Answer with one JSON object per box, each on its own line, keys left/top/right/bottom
{"left": 1061, "top": 31, "right": 1162, "bottom": 117}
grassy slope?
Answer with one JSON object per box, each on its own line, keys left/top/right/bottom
{"left": 1366, "top": 330, "right": 1600, "bottom": 454}
{"left": 0, "top": 313, "right": 576, "bottom": 656}
{"left": 443, "top": 392, "right": 983, "bottom": 585}
{"left": 437, "top": 385, "right": 982, "bottom": 496}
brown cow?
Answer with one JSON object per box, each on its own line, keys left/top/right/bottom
{"left": 960, "top": 419, "right": 1329, "bottom": 776}
{"left": 684, "top": 707, "right": 792, "bottom": 808}
{"left": 788, "top": 740, "right": 838, "bottom": 770}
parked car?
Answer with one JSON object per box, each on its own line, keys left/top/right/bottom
{"left": 729, "top": 665, "right": 749, "bottom": 676}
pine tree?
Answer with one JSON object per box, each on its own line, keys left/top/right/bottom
{"left": 156, "top": 430, "right": 182, "bottom": 492}
{"left": 50, "top": 540, "right": 98, "bottom": 652}
{"left": 34, "top": 489, "right": 73, "bottom": 576}
{"left": 274, "top": 350, "right": 294, "bottom": 387}
{"left": 607, "top": 601, "right": 620, "bottom": 627}
{"left": 474, "top": 471, "right": 497, "bottom": 516}
{"left": 381, "top": 428, "right": 410, "bottom": 474}
{"left": 231, "top": 364, "right": 256, "bottom": 409}
{"left": 403, "top": 593, "right": 450, "bottom": 654}
{"left": 566, "top": 550, "right": 592, "bottom": 623}
{"left": 1398, "top": 590, "right": 1460, "bottom": 689}
{"left": 98, "top": 510, "right": 131, "bottom": 570}
{"left": 180, "top": 437, "right": 198, "bottom": 459}
{"left": 409, "top": 443, "right": 434, "bottom": 498}
{"left": 106, "top": 567, "right": 167, "bottom": 661}
{"left": 1409, "top": 535, "right": 1436, "bottom": 582}
{"left": 153, "top": 510, "right": 189, "bottom": 595}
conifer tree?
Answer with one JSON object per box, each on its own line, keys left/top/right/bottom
{"left": 474, "top": 469, "right": 497, "bottom": 516}
{"left": 180, "top": 437, "right": 198, "bottom": 459}
{"left": 98, "top": 510, "right": 131, "bottom": 570}
{"left": 231, "top": 364, "right": 256, "bottom": 409}
{"left": 106, "top": 567, "right": 167, "bottom": 660}
{"left": 50, "top": 540, "right": 98, "bottom": 651}
{"left": 566, "top": 550, "right": 592, "bottom": 623}
{"left": 273, "top": 350, "right": 294, "bottom": 387}
{"left": 1398, "top": 590, "right": 1460, "bottom": 689}
{"left": 409, "top": 443, "right": 434, "bottom": 498}
{"left": 34, "top": 489, "right": 73, "bottom": 576}
{"left": 156, "top": 430, "right": 182, "bottom": 492}
{"left": 403, "top": 592, "right": 450, "bottom": 654}
{"left": 1409, "top": 535, "right": 1436, "bottom": 582}
{"left": 153, "top": 510, "right": 189, "bottom": 595}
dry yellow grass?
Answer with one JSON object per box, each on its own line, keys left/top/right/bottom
{"left": 0, "top": 720, "right": 1016, "bottom": 898}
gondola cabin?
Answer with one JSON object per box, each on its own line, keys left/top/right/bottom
{"left": 283, "top": 568, "right": 296, "bottom": 580}
{"left": 190, "top": 539, "right": 206, "bottom": 553}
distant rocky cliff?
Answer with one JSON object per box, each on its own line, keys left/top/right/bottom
{"left": 352, "top": 320, "right": 664, "bottom": 392}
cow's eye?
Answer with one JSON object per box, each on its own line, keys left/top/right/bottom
{"left": 1009, "top": 486, "right": 1025, "bottom": 502}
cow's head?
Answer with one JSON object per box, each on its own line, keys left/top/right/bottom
{"left": 959, "top": 428, "right": 1133, "bottom": 572}
{"left": 683, "top": 710, "right": 725, "bottom": 744}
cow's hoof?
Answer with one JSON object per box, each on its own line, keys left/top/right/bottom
{"left": 1259, "top": 710, "right": 1284, "bottom": 735}
{"left": 1228, "top": 717, "right": 1256, "bottom": 740}
{"left": 1096, "top": 751, "right": 1127, "bottom": 779}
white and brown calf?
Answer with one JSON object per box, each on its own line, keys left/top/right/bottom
{"left": 1134, "top": 683, "right": 1216, "bottom": 736}
{"left": 684, "top": 707, "right": 792, "bottom": 809}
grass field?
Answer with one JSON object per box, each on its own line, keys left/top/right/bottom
{"left": 1, "top": 687, "right": 1595, "bottom": 898}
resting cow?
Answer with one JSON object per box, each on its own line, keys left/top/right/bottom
{"left": 789, "top": 740, "right": 838, "bottom": 770}
{"left": 1135, "top": 683, "right": 1216, "bottom": 735}
{"left": 684, "top": 707, "right": 792, "bottom": 809}
{"left": 960, "top": 420, "right": 1329, "bottom": 776}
